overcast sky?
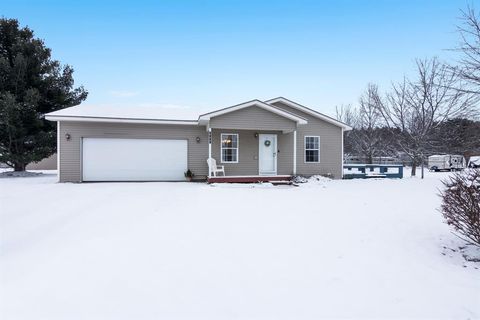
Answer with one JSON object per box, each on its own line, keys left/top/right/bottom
{"left": 3, "top": 0, "right": 470, "bottom": 116}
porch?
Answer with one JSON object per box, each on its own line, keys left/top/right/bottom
{"left": 199, "top": 100, "right": 308, "bottom": 180}
{"left": 206, "top": 128, "right": 297, "bottom": 179}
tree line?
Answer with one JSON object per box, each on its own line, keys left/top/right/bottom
{"left": 337, "top": 7, "right": 480, "bottom": 178}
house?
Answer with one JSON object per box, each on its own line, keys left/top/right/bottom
{"left": 45, "top": 97, "right": 352, "bottom": 182}
{"left": 26, "top": 154, "right": 57, "bottom": 170}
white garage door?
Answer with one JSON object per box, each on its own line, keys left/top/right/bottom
{"left": 82, "top": 138, "right": 188, "bottom": 181}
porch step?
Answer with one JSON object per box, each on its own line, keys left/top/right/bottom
{"left": 207, "top": 175, "right": 292, "bottom": 184}
{"left": 270, "top": 180, "right": 297, "bottom": 186}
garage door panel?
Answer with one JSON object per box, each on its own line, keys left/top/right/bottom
{"left": 82, "top": 138, "right": 187, "bottom": 181}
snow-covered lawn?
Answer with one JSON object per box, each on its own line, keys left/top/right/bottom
{"left": 1, "top": 170, "right": 479, "bottom": 319}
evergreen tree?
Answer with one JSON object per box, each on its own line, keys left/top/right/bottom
{"left": 0, "top": 18, "right": 87, "bottom": 171}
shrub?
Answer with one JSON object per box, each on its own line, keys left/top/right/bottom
{"left": 440, "top": 169, "right": 480, "bottom": 247}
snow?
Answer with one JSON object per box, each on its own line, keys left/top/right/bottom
{"left": 470, "top": 156, "right": 480, "bottom": 166}
{"left": 45, "top": 104, "right": 210, "bottom": 121}
{"left": 1, "top": 170, "right": 479, "bottom": 319}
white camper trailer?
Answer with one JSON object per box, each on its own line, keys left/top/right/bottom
{"left": 468, "top": 156, "right": 480, "bottom": 168}
{"left": 428, "top": 155, "right": 465, "bottom": 171}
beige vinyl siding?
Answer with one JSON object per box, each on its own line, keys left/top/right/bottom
{"left": 270, "top": 101, "right": 343, "bottom": 178}
{"left": 277, "top": 132, "right": 294, "bottom": 175}
{"left": 58, "top": 121, "right": 208, "bottom": 182}
{"left": 209, "top": 106, "right": 297, "bottom": 132}
{"left": 27, "top": 154, "right": 57, "bottom": 170}
{"left": 211, "top": 129, "right": 294, "bottom": 176}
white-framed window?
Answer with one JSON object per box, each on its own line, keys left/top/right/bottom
{"left": 304, "top": 136, "right": 320, "bottom": 163}
{"left": 221, "top": 133, "right": 239, "bottom": 163}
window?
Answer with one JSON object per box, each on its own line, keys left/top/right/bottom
{"left": 221, "top": 133, "right": 238, "bottom": 163}
{"left": 305, "top": 136, "right": 320, "bottom": 163}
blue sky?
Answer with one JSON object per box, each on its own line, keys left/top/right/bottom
{"left": 2, "top": 0, "right": 471, "bottom": 116}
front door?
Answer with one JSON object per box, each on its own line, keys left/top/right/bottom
{"left": 259, "top": 134, "right": 277, "bottom": 175}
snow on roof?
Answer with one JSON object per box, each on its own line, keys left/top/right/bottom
{"left": 45, "top": 98, "right": 345, "bottom": 128}
{"left": 45, "top": 104, "right": 208, "bottom": 122}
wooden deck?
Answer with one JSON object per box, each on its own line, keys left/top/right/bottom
{"left": 207, "top": 175, "right": 292, "bottom": 184}
{"left": 343, "top": 164, "right": 404, "bottom": 179}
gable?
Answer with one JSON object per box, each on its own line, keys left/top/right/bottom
{"left": 266, "top": 97, "right": 352, "bottom": 131}
{"left": 198, "top": 100, "right": 307, "bottom": 125}
{"left": 269, "top": 101, "right": 347, "bottom": 131}
{"left": 209, "top": 105, "right": 297, "bottom": 132}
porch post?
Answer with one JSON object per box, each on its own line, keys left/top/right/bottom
{"left": 341, "top": 128, "right": 344, "bottom": 178}
{"left": 57, "top": 121, "right": 61, "bottom": 182}
{"left": 208, "top": 127, "right": 212, "bottom": 177}
{"left": 293, "top": 130, "right": 297, "bottom": 175}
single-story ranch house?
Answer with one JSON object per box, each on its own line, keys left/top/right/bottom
{"left": 45, "top": 97, "right": 352, "bottom": 182}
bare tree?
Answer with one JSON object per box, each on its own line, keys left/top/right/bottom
{"left": 336, "top": 104, "right": 357, "bottom": 158}
{"left": 454, "top": 6, "right": 480, "bottom": 96}
{"left": 355, "top": 84, "right": 385, "bottom": 163}
{"left": 337, "top": 84, "right": 395, "bottom": 163}
{"left": 374, "top": 58, "right": 476, "bottom": 178}
{"left": 335, "top": 104, "right": 356, "bottom": 127}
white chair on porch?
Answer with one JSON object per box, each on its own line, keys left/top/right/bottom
{"left": 207, "top": 158, "right": 225, "bottom": 177}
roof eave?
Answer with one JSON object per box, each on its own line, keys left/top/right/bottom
{"left": 45, "top": 115, "right": 199, "bottom": 126}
